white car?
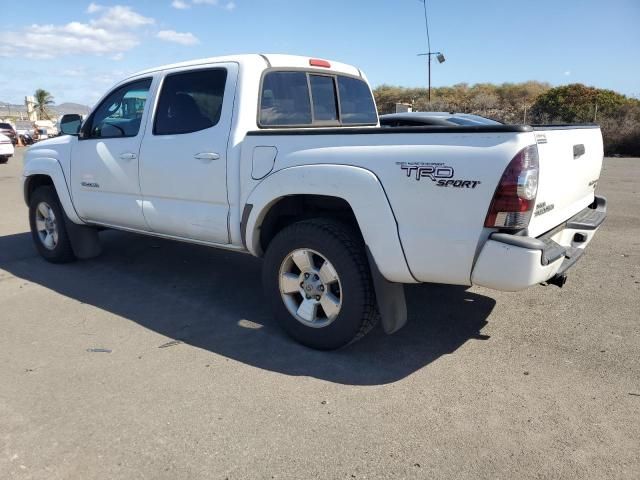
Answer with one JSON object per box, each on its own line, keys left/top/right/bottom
{"left": 0, "top": 133, "right": 14, "bottom": 163}
{"left": 22, "top": 54, "right": 606, "bottom": 349}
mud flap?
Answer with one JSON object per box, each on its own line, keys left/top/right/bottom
{"left": 366, "top": 247, "right": 407, "bottom": 334}
{"left": 63, "top": 215, "right": 102, "bottom": 260}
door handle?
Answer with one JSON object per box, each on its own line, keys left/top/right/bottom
{"left": 194, "top": 152, "right": 220, "bottom": 161}
{"left": 119, "top": 152, "right": 137, "bottom": 160}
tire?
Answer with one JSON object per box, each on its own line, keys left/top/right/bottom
{"left": 0, "top": 156, "right": 7, "bottom": 164}
{"left": 29, "top": 186, "right": 76, "bottom": 263}
{"left": 263, "top": 218, "right": 378, "bottom": 350}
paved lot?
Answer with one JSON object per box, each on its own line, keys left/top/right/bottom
{"left": 1, "top": 149, "right": 639, "bottom": 479}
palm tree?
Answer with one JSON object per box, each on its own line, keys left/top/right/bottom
{"left": 34, "top": 89, "right": 54, "bottom": 120}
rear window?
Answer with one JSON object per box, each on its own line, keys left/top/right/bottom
{"left": 260, "top": 71, "right": 377, "bottom": 127}
{"left": 309, "top": 75, "right": 338, "bottom": 122}
{"left": 0, "top": 123, "right": 12, "bottom": 129}
{"left": 260, "top": 72, "right": 311, "bottom": 126}
{"left": 337, "top": 76, "right": 377, "bottom": 124}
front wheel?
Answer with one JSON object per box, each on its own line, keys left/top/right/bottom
{"left": 29, "top": 186, "right": 76, "bottom": 263}
{"left": 263, "top": 219, "right": 378, "bottom": 350}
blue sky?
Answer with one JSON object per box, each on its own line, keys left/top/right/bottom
{"left": 1, "top": 0, "right": 638, "bottom": 105}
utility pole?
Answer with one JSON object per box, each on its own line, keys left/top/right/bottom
{"left": 417, "top": 0, "right": 445, "bottom": 104}
{"left": 423, "top": 0, "right": 431, "bottom": 102}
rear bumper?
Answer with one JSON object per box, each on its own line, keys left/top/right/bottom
{"left": 471, "top": 196, "right": 607, "bottom": 291}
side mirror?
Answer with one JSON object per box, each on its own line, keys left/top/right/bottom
{"left": 59, "top": 114, "right": 83, "bottom": 136}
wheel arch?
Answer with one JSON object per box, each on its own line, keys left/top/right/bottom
{"left": 24, "top": 174, "right": 54, "bottom": 204}
{"left": 23, "top": 157, "right": 83, "bottom": 224}
{"left": 244, "top": 164, "right": 416, "bottom": 284}
{"left": 258, "top": 194, "right": 360, "bottom": 254}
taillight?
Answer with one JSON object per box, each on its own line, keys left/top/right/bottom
{"left": 484, "top": 145, "right": 539, "bottom": 229}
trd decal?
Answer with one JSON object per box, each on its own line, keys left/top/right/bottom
{"left": 534, "top": 201, "right": 555, "bottom": 217}
{"left": 435, "top": 179, "right": 482, "bottom": 188}
{"left": 81, "top": 181, "right": 100, "bottom": 188}
{"left": 400, "top": 163, "right": 453, "bottom": 181}
{"left": 397, "top": 162, "right": 481, "bottom": 189}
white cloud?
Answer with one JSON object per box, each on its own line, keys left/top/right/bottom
{"left": 0, "top": 5, "right": 154, "bottom": 59}
{"left": 157, "top": 30, "right": 200, "bottom": 46}
{"left": 90, "top": 5, "right": 154, "bottom": 29}
{"left": 191, "top": 0, "right": 237, "bottom": 9}
{"left": 171, "top": 0, "right": 190, "bottom": 8}
{"left": 564, "top": 70, "right": 571, "bottom": 76}
{"left": 59, "top": 68, "right": 87, "bottom": 78}
{"left": 0, "top": 23, "right": 140, "bottom": 59}
{"left": 86, "top": 2, "right": 103, "bottom": 13}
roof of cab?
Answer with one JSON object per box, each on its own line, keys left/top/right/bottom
{"left": 127, "top": 53, "right": 362, "bottom": 80}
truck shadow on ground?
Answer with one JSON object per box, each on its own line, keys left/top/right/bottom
{"left": 0, "top": 230, "right": 495, "bottom": 385}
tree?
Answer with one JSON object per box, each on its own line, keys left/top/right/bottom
{"left": 34, "top": 89, "right": 54, "bottom": 120}
{"left": 530, "top": 84, "right": 628, "bottom": 123}
{"left": 370, "top": 82, "right": 640, "bottom": 155}
{"left": 530, "top": 84, "right": 640, "bottom": 155}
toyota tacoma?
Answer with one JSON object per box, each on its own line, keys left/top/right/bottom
{"left": 22, "top": 54, "right": 606, "bottom": 349}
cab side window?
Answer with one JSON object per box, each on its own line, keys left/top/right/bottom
{"left": 154, "top": 68, "right": 227, "bottom": 135}
{"left": 85, "top": 78, "right": 152, "bottom": 139}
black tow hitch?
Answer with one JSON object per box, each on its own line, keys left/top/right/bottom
{"left": 546, "top": 273, "right": 568, "bottom": 288}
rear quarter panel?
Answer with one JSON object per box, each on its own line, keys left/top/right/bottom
{"left": 241, "top": 130, "right": 536, "bottom": 285}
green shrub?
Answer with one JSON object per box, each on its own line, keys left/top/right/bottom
{"left": 373, "top": 82, "right": 640, "bottom": 156}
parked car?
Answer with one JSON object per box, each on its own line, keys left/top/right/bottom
{"left": 23, "top": 54, "right": 606, "bottom": 349}
{"left": 35, "top": 128, "right": 49, "bottom": 141}
{"left": 380, "top": 112, "right": 502, "bottom": 127}
{"left": 16, "top": 130, "right": 34, "bottom": 146}
{"left": 33, "top": 120, "right": 57, "bottom": 138}
{"left": 0, "top": 122, "right": 17, "bottom": 145}
{"left": 0, "top": 133, "right": 15, "bottom": 163}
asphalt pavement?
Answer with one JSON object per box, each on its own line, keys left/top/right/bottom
{"left": 1, "top": 149, "right": 639, "bottom": 479}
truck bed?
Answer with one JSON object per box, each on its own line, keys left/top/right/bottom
{"left": 242, "top": 123, "right": 603, "bottom": 285}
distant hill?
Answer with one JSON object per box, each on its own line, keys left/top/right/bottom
{"left": 0, "top": 100, "right": 92, "bottom": 118}
{"left": 55, "top": 103, "right": 92, "bottom": 115}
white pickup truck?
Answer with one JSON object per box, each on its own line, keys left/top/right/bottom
{"left": 22, "top": 54, "right": 606, "bottom": 349}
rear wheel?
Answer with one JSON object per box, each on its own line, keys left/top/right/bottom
{"left": 29, "top": 186, "right": 76, "bottom": 263}
{"left": 0, "top": 156, "right": 8, "bottom": 164}
{"left": 263, "top": 219, "right": 378, "bottom": 350}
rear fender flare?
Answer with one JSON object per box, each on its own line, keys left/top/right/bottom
{"left": 244, "top": 164, "right": 416, "bottom": 284}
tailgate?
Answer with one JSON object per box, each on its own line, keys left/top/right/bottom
{"left": 527, "top": 126, "right": 603, "bottom": 237}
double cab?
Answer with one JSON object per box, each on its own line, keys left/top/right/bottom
{"left": 22, "top": 54, "right": 606, "bottom": 349}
